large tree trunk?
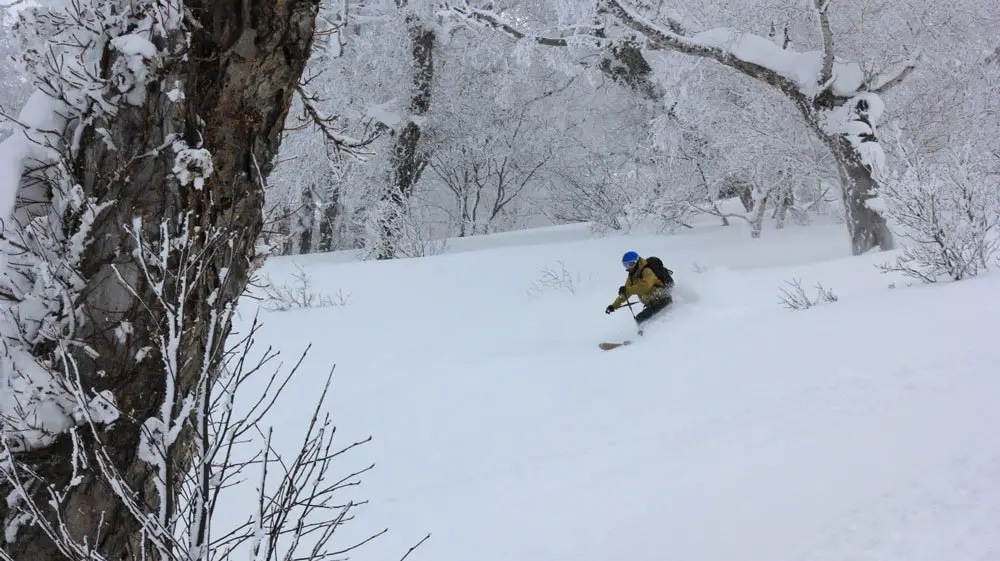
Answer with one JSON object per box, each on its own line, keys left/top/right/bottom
{"left": 829, "top": 137, "right": 893, "bottom": 253}
{"left": 378, "top": 5, "right": 435, "bottom": 259}
{"left": 0, "top": 0, "right": 319, "bottom": 558}
{"left": 805, "top": 93, "right": 893, "bottom": 253}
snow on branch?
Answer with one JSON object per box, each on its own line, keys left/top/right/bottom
{"left": 0, "top": 114, "right": 119, "bottom": 458}
{"left": 3, "top": 207, "right": 410, "bottom": 559}
{"left": 437, "top": 1, "right": 603, "bottom": 48}
{"left": 0, "top": 7, "right": 187, "bottom": 543}
{"left": 294, "top": 83, "right": 381, "bottom": 162}
{"left": 256, "top": 265, "right": 351, "bottom": 311}
{"left": 600, "top": 0, "right": 803, "bottom": 96}
{"left": 599, "top": 0, "right": 906, "bottom": 255}
{"left": 11, "top": 0, "right": 184, "bottom": 118}
{"left": 601, "top": 0, "right": 892, "bottom": 99}
{"left": 877, "top": 147, "right": 999, "bottom": 283}
{"left": 865, "top": 60, "right": 917, "bottom": 95}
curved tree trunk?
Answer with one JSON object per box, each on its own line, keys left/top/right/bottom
{"left": 0, "top": 0, "right": 320, "bottom": 558}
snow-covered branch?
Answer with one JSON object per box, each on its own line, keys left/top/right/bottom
{"left": 438, "top": 1, "right": 602, "bottom": 48}
{"left": 0, "top": 0, "right": 180, "bottom": 460}
{"left": 295, "top": 84, "right": 381, "bottom": 161}
{"left": 866, "top": 62, "right": 917, "bottom": 95}
{"left": 878, "top": 147, "right": 999, "bottom": 282}
{"left": 599, "top": 0, "right": 803, "bottom": 96}
{"left": 3, "top": 205, "right": 398, "bottom": 559}
{"left": 778, "top": 277, "right": 839, "bottom": 310}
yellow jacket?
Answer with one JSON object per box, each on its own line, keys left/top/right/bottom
{"left": 611, "top": 258, "right": 667, "bottom": 308}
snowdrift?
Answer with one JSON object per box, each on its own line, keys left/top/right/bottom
{"left": 231, "top": 222, "right": 1000, "bottom": 561}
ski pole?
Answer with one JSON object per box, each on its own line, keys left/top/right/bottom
{"left": 623, "top": 299, "right": 644, "bottom": 336}
{"left": 623, "top": 299, "right": 638, "bottom": 319}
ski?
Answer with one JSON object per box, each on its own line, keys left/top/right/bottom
{"left": 599, "top": 341, "right": 632, "bottom": 351}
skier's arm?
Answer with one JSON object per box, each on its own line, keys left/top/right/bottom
{"left": 610, "top": 293, "right": 625, "bottom": 308}
{"left": 624, "top": 268, "right": 660, "bottom": 297}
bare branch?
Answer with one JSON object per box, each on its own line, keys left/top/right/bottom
{"left": 778, "top": 277, "right": 839, "bottom": 310}
{"left": 868, "top": 62, "right": 916, "bottom": 94}
{"left": 400, "top": 533, "right": 432, "bottom": 561}
{"left": 294, "top": 84, "right": 381, "bottom": 160}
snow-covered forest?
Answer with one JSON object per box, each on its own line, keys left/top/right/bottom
{"left": 2, "top": 0, "right": 998, "bottom": 263}
{"left": 251, "top": 0, "right": 999, "bottom": 260}
{"left": 0, "top": 0, "right": 997, "bottom": 559}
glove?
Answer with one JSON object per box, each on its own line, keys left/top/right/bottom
{"left": 618, "top": 285, "right": 626, "bottom": 295}
{"left": 605, "top": 305, "right": 616, "bottom": 314}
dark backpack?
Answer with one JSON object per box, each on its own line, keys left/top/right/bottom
{"left": 643, "top": 256, "right": 674, "bottom": 286}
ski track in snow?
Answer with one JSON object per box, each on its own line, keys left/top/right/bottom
{"left": 228, "top": 221, "right": 1000, "bottom": 561}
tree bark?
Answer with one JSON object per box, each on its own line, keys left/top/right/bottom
{"left": 0, "top": 0, "right": 320, "bottom": 558}
{"left": 828, "top": 136, "right": 893, "bottom": 253}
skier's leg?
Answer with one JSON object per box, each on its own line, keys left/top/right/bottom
{"left": 635, "top": 297, "right": 670, "bottom": 324}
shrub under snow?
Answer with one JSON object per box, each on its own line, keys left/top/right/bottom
{"left": 877, "top": 149, "right": 999, "bottom": 283}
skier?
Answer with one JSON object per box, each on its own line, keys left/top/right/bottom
{"left": 605, "top": 251, "right": 675, "bottom": 324}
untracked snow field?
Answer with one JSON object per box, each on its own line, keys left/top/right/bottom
{"left": 234, "top": 221, "right": 1000, "bottom": 561}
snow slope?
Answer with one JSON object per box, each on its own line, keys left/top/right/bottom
{"left": 234, "top": 221, "right": 1000, "bottom": 561}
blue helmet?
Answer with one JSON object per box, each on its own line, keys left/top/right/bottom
{"left": 622, "top": 251, "right": 640, "bottom": 269}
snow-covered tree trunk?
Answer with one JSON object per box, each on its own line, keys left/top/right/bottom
{"left": 377, "top": 2, "right": 436, "bottom": 259}
{"left": 0, "top": 0, "right": 320, "bottom": 558}
{"left": 280, "top": 205, "right": 295, "bottom": 255}
{"left": 820, "top": 121, "right": 892, "bottom": 252}
{"left": 317, "top": 187, "right": 341, "bottom": 252}
{"left": 750, "top": 187, "right": 769, "bottom": 238}
{"left": 299, "top": 184, "right": 317, "bottom": 254}
{"left": 775, "top": 190, "right": 792, "bottom": 229}
{"left": 770, "top": 170, "right": 793, "bottom": 229}
{"left": 719, "top": 177, "right": 755, "bottom": 213}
